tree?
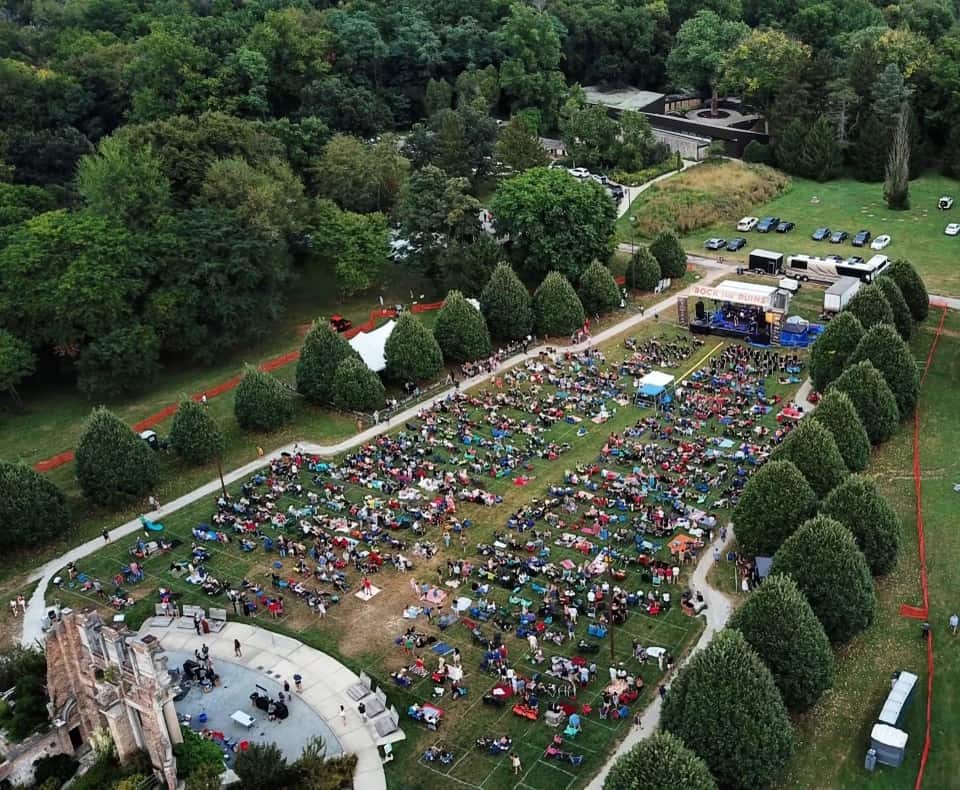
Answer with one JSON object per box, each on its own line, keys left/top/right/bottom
{"left": 729, "top": 574, "right": 834, "bottom": 712}
{"left": 800, "top": 116, "right": 841, "bottom": 181}
{"left": 169, "top": 399, "right": 225, "bottom": 466}
{"left": 424, "top": 78, "right": 453, "bottom": 116}
{"left": 605, "top": 732, "right": 717, "bottom": 790}
{"left": 0, "top": 331, "right": 36, "bottom": 408}
{"left": 384, "top": 312, "right": 443, "bottom": 382}
{"left": 668, "top": 11, "right": 749, "bottom": 116}
{"left": 830, "top": 360, "right": 900, "bottom": 444}
{"left": 186, "top": 762, "right": 223, "bottom": 790}
{"left": 771, "top": 515, "right": 876, "bottom": 643}
{"left": 615, "top": 111, "right": 659, "bottom": 172}
{"left": 848, "top": 323, "right": 919, "bottom": 416}
{"left": 234, "top": 743, "right": 295, "bottom": 790}
{"left": 534, "top": 272, "right": 586, "bottom": 337}
{"left": 314, "top": 207, "right": 389, "bottom": 299}
{"left": 433, "top": 291, "right": 492, "bottom": 363}
{"left": 480, "top": 263, "right": 533, "bottom": 341}
{"left": 810, "top": 390, "right": 871, "bottom": 472}
{"left": 769, "top": 418, "right": 848, "bottom": 499}
{"left": 316, "top": 134, "right": 406, "bottom": 214}
{"left": 625, "top": 245, "right": 662, "bottom": 291}
{"left": 491, "top": 167, "right": 616, "bottom": 282}
{"left": 743, "top": 140, "right": 772, "bottom": 164}
{"left": 559, "top": 90, "right": 619, "bottom": 170}
{"left": 884, "top": 103, "right": 911, "bottom": 210}
{"left": 733, "top": 459, "right": 818, "bottom": 556}
{"left": 296, "top": 321, "right": 359, "bottom": 404}
{"left": 721, "top": 30, "right": 812, "bottom": 117}
{"left": 876, "top": 276, "right": 913, "bottom": 340}
{"left": 75, "top": 407, "right": 160, "bottom": 506}
{"left": 0, "top": 462, "right": 70, "bottom": 547}
{"left": 577, "top": 262, "right": 620, "bottom": 316}
{"left": 76, "top": 324, "right": 162, "bottom": 399}
{"left": 439, "top": 235, "right": 505, "bottom": 298}
{"left": 234, "top": 366, "right": 295, "bottom": 432}
{"left": 820, "top": 476, "right": 901, "bottom": 576}
{"left": 435, "top": 108, "right": 471, "bottom": 177}
{"left": 808, "top": 311, "right": 865, "bottom": 392}
{"left": 331, "top": 356, "right": 385, "bottom": 413}
{"left": 845, "top": 283, "right": 894, "bottom": 332}
{"left": 884, "top": 259, "right": 929, "bottom": 322}
{"left": 77, "top": 136, "right": 171, "bottom": 230}
{"left": 661, "top": 629, "right": 794, "bottom": 790}
{"left": 495, "top": 115, "right": 549, "bottom": 173}
{"left": 650, "top": 231, "right": 688, "bottom": 279}
{"left": 174, "top": 727, "right": 225, "bottom": 779}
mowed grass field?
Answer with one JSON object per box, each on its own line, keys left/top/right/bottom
{"left": 618, "top": 161, "right": 960, "bottom": 297}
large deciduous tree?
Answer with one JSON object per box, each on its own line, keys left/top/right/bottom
{"left": 76, "top": 324, "right": 161, "bottom": 399}
{"left": 534, "top": 271, "right": 586, "bottom": 337}
{"left": 769, "top": 418, "right": 848, "bottom": 498}
{"left": 384, "top": 312, "right": 443, "bottom": 382}
{"left": 810, "top": 390, "right": 871, "bottom": 472}
{"left": 830, "top": 361, "right": 900, "bottom": 444}
{"left": 0, "top": 331, "right": 36, "bottom": 409}
{"left": 75, "top": 407, "right": 160, "bottom": 506}
{"left": 820, "top": 476, "right": 901, "bottom": 576}
{"left": 433, "top": 291, "right": 492, "bottom": 363}
{"left": 480, "top": 263, "right": 533, "bottom": 341}
{"left": 721, "top": 30, "right": 811, "bottom": 118}
{"left": 733, "top": 459, "right": 817, "bottom": 556}
{"left": 0, "top": 462, "right": 70, "bottom": 547}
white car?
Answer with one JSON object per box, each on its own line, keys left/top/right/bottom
{"left": 870, "top": 234, "right": 891, "bottom": 250}
{"left": 946, "top": 223, "right": 960, "bottom": 236}
{"left": 939, "top": 196, "right": 954, "bottom": 210}
{"left": 567, "top": 167, "right": 590, "bottom": 179}
{"left": 736, "top": 216, "right": 759, "bottom": 231}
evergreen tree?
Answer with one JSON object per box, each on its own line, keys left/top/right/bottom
{"left": 296, "top": 321, "right": 359, "bottom": 404}
{"left": 809, "top": 311, "right": 865, "bottom": 392}
{"left": 533, "top": 271, "right": 586, "bottom": 336}
{"left": 830, "top": 360, "right": 900, "bottom": 444}
{"left": 234, "top": 366, "right": 295, "bottom": 432}
{"left": 384, "top": 312, "right": 443, "bottom": 382}
{"left": 729, "top": 574, "right": 835, "bottom": 712}
{"left": 848, "top": 323, "right": 919, "bottom": 416}
{"left": 884, "top": 103, "right": 911, "bottom": 210}
{"left": 331, "top": 356, "right": 385, "bottom": 412}
{"left": 606, "top": 732, "right": 717, "bottom": 790}
{"left": 772, "top": 515, "right": 876, "bottom": 643}
{"left": 733, "top": 459, "right": 818, "bottom": 556}
{"left": 820, "top": 476, "right": 901, "bottom": 576}
{"left": 480, "top": 263, "right": 533, "bottom": 340}
{"left": 769, "top": 418, "right": 848, "bottom": 499}
{"left": 845, "top": 283, "right": 894, "bottom": 331}
{"left": 0, "top": 462, "right": 70, "bottom": 546}
{"left": 169, "top": 398, "right": 224, "bottom": 465}
{"left": 577, "top": 261, "right": 620, "bottom": 316}
{"left": 884, "top": 259, "right": 929, "bottom": 322}
{"left": 495, "top": 115, "right": 550, "bottom": 173}
{"left": 774, "top": 118, "right": 807, "bottom": 175}
{"left": 625, "top": 245, "right": 662, "bottom": 291}
{"left": 800, "top": 116, "right": 840, "bottom": 181}
{"left": 75, "top": 407, "right": 160, "bottom": 506}
{"left": 650, "top": 231, "right": 687, "bottom": 279}
{"left": 433, "top": 290, "right": 492, "bottom": 363}
{"left": 810, "top": 390, "right": 871, "bottom": 472}
{"left": 876, "top": 276, "right": 913, "bottom": 340}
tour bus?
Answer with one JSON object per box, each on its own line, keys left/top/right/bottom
{"left": 785, "top": 253, "right": 890, "bottom": 284}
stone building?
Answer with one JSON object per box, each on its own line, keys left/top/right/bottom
{"left": 44, "top": 608, "right": 181, "bottom": 789}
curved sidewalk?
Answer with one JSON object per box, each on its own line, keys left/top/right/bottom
{"left": 21, "top": 262, "right": 730, "bottom": 647}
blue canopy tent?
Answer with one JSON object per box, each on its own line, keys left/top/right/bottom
{"left": 635, "top": 371, "right": 675, "bottom": 412}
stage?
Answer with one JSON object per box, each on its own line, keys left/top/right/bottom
{"left": 690, "top": 310, "right": 771, "bottom": 345}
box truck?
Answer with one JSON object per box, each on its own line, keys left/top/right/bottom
{"left": 823, "top": 277, "right": 861, "bottom": 314}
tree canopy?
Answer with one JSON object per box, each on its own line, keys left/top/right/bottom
{"left": 75, "top": 407, "right": 160, "bottom": 506}
{"left": 169, "top": 399, "right": 224, "bottom": 465}
{"left": 625, "top": 245, "right": 662, "bottom": 291}
{"left": 606, "top": 732, "right": 717, "bottom": 790}
{"left": 331, "top": 356, "right": 385, "bottom": 413}
{"left": 296, "top": 321, "right": 360, "bottom": 405}
{"left": 733, "top": 459, "right": 818, "bottom": 556}
{"left": 480, "top": 263, "right": 533, "bottom": 341}
{"left": 433, "top": 291, "right": 492, "bottom": 363}
{"left": 384, "top": 312, "right": 444, "bottom": 382}
{"left": 819, "top": 476, "right": 901, "bottom": 576}
{"left": 649, "top": 231, "right": 688, "bottom": 279}
{"left": 534, "top": 272, "right": 587, "bottom": 337}
{"left": 829, "top": 360, "right": 900, "bottom": 444}
{"left": 234, "top": 366, "right": 295, "bottom": 432}
{"left": 884, "top": 259, "right": 929, "bottom": 322}
{"left": 848, "top": 322, "right": 920, "bottom": 416}
{"left": 809, "top": 311, "right": 865, "bottom": 393}
{"left": 845, "top": 283, "right": 895, "bottom": 331}
{"left": 577, "top": 262, "right": 621, "bottom": 316}
{"left": 769, "top": 418, "right": 848, "bottom": 499}
{"left": 0, "top": 462, "right": 71, "bottom": 547}
{"left": 810, "top": 389, "right": 872, "bottom": 472}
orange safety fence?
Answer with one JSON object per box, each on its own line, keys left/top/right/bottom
{"left": 898, "top": 303, "right": 947, "bottom": 790}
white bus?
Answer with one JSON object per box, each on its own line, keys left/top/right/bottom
{"left": 786, "top": 253, "right": 890, "bottom": 284}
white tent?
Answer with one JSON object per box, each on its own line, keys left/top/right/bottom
{"left": 637, "top": 371, "right": 675, "bottom": 394}
{"left": 349, "top": 320, "right": 396, "bottom": 373}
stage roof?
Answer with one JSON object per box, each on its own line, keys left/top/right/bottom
{"left": 349, "top": 320, "right": 395, "bottom": 373}
{"left": 690, "top": 280, "right": 777, "bottom": 307}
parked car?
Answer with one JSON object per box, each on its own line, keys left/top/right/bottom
{"left": 607, "top": 185, "right": 625, "bottom": 201}
{"left": 329, "top": 314, "right": 353, "bottom": 333}
{"left": 775, "top": 221, "right": 795, "bottom": 233}
{"left": 938, "top": 196, "right": 954, "bottom": 210}
{"left": 567, "top": 167, "right": 590, "bottom": 178}
{"left": 946, "top": 223, "right": 960, "bottom": 236}
{"left": 590, "top": 173, "right": 609, "bottom": 185}
{"left": 704, "top": 238, "right": 727, "bottom": 250}
{"left": 736, "top": 216, "right": 759, "bottom": 231}
{"left": 852, "top": 230, "right": 871, "bottom": 247}
{"left": 829, "top": 230, "right": 849, "bottom": 243}
{"left": 871, "top": 234, "right": 891, "bottom": 250}
{"left": 812, "top": 227, "right": 831, "bottom": 241}
{"left": 845, "top": 256, "right": 865, "bottom": 266}
{"left": 726, "top": 237, "right": 747, "bottom": 251}
{"left": 756, "top": 216, "right": 780, "bottom": 232}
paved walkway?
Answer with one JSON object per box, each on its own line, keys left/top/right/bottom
{"left": 137, "top": 621, "right": 399, "bottom": 790}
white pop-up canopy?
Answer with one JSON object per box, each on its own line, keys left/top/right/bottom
{"left": 637, "top": 371, "right": 675, "bottom": 396}
{"left": 349, "top": 320, "right": 396, "bottom": 373}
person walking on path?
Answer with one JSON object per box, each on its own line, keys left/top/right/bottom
{"left": 340, "top": 705, "right": 347, "bottom": 726}
{"left": 234, "top": 638, "right": 242, "bottom": 657}
{"left": 102, "top": 529, "right": 110, "bottom": 543}
{"left": 294, "top": 674, "right": 302, "bottom": 692}
{"left": 950, "top": 613, "right": 959, "bottom": 635}
{"left": 713, "top": 546, "right": 720, "bottom": 563}
{"left": 358, "top": 701, "right": 367, "bottom": 722}
{"left": 511, "top": 753, "right": 522, "bottom": 775}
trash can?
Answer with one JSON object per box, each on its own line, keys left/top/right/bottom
{"left": 864, "top": 748, "right": 878, "bottom": 772}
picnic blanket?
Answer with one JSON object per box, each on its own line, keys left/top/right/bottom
{"left": 420, "top": 587, "right": 447, "bottom": 604}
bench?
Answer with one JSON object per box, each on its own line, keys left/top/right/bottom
{"left": 208, "top": 607, "right": 227, "bottom": 633}
{"left": 366, "top": 687, "right": 388, "bottom": 718}
{"left": 178, "top": 605, "right": 206, "bottom": 630}
{"left": 346, "top": 670, "right": 373, "bottom": 702}
{"left": 151, "top": 604, "right": 175, "bottom": 628}
{"left": 374, "top": 705, "right": 400, "bottom": 738}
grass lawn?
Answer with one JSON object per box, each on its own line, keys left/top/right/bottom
{"left": 49, "top": 309, "right": 807, "bottom": 790}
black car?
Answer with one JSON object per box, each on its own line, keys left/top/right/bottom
{"left": 704, "top": 237, "right": 727, "bottom": 250}
{"left": 756, "top": 216, "right": 780, "bottom": 232}
{"left": 829, "top": 230, "right": 849, "bottom": 243}
{"left": 812, "top": 227, "right": 831, "bottom": 241}
{"left": 851, "top": 229, "right": 871, "bottom": 247}
{"left": 726, "top": 237, "right": 746, "bottom": 251}
{"left": 775, "top": 221, "right": 795, "bottom": 233}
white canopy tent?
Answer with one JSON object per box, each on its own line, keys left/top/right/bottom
{"left": 349, "top": 320, "right": 396, "bottom": 373}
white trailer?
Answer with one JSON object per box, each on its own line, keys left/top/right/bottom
{"left": 823, "top": 277, "right": 861, "bottom": 314}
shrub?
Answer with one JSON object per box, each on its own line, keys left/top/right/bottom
{"left": 810, "top": 390, "right": 871, "bottom": 472}
{"left": 32, "top": 753, "right": 78, "bottom": 787}
{"left": 820, "top": 476, "right": 901, "bottom": 576}
{"left": 234, "top": 742, "right": 296, "bottom": 790}
{"left": 772, "top": 515, "right": 876, "bottom": 643}
{"left": 296, "top": 321, "right": 359, "bottom": 404}
{"left": 174, "top": 727, "right": 224, "bottom": 778}
{"left": 331, "top": 356, "right": 385, "bottom": 412}
{"left": 384, "top": 311, "right": 443, "bottom": 382}
{"left": 186, "top": 761, "right": 223, "bottom": 790}
{"left": 605, "top": 731, "right": 717, "bottom": 790}
{"left": 876, "top": 276, "right": 913, "bottom": 340}
{"left": 533, "top": 271, "right": 586, "bottom": 336}
{"left": 884, "top": 259, "right": 928, "bottom": 322}
{"left": 661, "top": 629, "right": 794, "bottom": 789}
{"left": 743, "top": 140, "right": 772, "bottom": 164}
{"left": 625, "top": 245, "right": 662, "bottom": 291}
{"left": 480, "top": 263, "right": 533, "bottom": 341}
{"left": 829, "top": 360, "right": 900, "bottom": 444}
{"left": 0, "top": 461, "right": 70, "bottom": 546}
{"left": 169, "top": 399, "right": 224, "bottom": 465}
{"left": 848, "top": 323, "right": 919, "bottom": 416}
{"left": 649, "top": 231, "right": 687, "bottom": 279}
{"left": 733, "top": 460, "right": 817, "bottom": 556}
{"left": 577, "top": 261, "right": 620, "bottom": 316}
{"left": 845, "top": 283, "right": 894, "bottom": 331}
{"left": 432, "top": 290, "right": 492, "bottom": 363}
{"left": 75, "top": 407, "right": 160, "bottom": 505}
{"left": 234, "top": 365, "right": 295, "bottom": 432}
{"left": 729, "top": 574, "right": 834, "bottom": 712}
{"left": 809, "top": 312, "right": 865, "bottom": 392}
{"left": 769, "top": 418, "right": 848, "bottom": 498}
